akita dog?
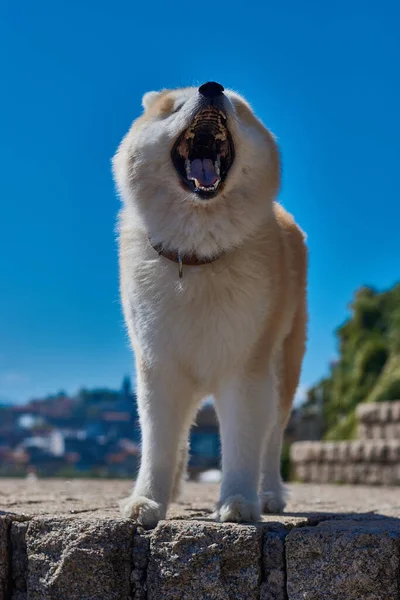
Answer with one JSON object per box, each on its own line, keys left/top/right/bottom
{"left": 113, "top": 82, "right": 307, "bottom": 528}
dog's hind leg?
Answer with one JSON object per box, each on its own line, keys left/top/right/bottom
{"left": 260, "top": 294, "right": 307, "bottom": 513}
{"left": 259, "top": 421, "right": 287, "bottom": 513}
{"left": 171, "top": 441, "right": 189, "bottom": 501}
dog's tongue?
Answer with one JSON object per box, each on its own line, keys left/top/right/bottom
{"left": 187, "top": 158, "right": 219, "bottom": 188}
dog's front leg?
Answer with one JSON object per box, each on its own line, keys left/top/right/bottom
{"left": 214, "top": 369, "right": 278, "bottom": 523}
{"left": 120, "top": 367, "right": 194, "bottom": 528}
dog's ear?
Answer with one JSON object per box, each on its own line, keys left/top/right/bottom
{"left": 142, "top": 91, "right": 161, "bottom": 111}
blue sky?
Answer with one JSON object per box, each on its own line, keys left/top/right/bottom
{"left": 1, "top": 0, "right": 399, "bottom": 404}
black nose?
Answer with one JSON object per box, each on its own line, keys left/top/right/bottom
{"left": 198, "top": 81, "right": 224, "bottom": 97}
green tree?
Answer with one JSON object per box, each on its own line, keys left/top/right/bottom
{"left": 305, "top": 282, "right": 400, "bottom": 440}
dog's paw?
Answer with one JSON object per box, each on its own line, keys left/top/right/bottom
{"left": 213, "top": 495, "right": 261, "bottom": 523}
{"left": 119, "top": 495, "right": 164, "bottom": 529}
{"left": 260, "top": 489, "right": 287, "bottom": 514}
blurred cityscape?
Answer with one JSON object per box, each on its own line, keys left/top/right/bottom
{"left": 0, "top": 377, "right": 220, "bottom": 479}
{"left": 0, "top": 376, "right": 316, "bottom": 480}
{"left": 1, "top": 283, "right": 398, "bottom": 481}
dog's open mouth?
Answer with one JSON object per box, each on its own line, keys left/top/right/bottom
{"left": 171, "top": 107, "right": 234, "bottom": 199}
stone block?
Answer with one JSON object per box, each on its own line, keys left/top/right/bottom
{"left": 26, "top": 517, "right": 135, "bottom": 600}
{"left": 321, "top": 442, "right": 336, "bottom": 462}
{"left": 381, "top": 465, "right": 395, "bottom": 486}
{"left": 393, "top": 439, "right": 400, "bottom": 460}
{"left": 310, "top": 463, "right": 320, "bottom": 482}
{"left": 378, "top": 403, "right": 391, "bottom": 424}
{"left": 391, "top": 402, "right": 400, "bottom": 422}
{"left": 349, "top": 440, "right": 363, "bottom": 462}
{"left": 363, "top": 441, "right": 385, "bottom": 461}
{"left": 147, "top": 520, "right": 264, "bottom": 600}
{"left": 332, "top": 464, "right": 344, "bottom": 483}
{"left": 337, "top": 441, "right": 350, "bottom": 462}
{"left": 294, "top": 463, "right": 309, "bottom": 482}
{"left": 261, "top": 525, "right": 287, "bottom": 600}
{"left": 386, "top": 440, "right": 400, "bottom": 461}
{"left": 342, "top": 463, "right": 355, "bottom": 484}
{"left": 357, "top": 423, "right": 369, "bottom": 439}
{"left": 311, "top": 442, "right": 323, "bottom": 461}
{"left": 10, "top": 521, "right": 28, "bottom": 600}
{"left": 356, "top": 403, "right": 379, "bottom": 423}
{"left": 353, "top": 462, "right": 367, "bottom": 483}
{"left": 290, "top": 442, "right": 312, "bottom": 462}
{"left": 319, "top": 463, "right": 333, "bottom": 483}
{"left": 131, "top": 528, "right": 151, "bottom": 600}
{"left": 371, "top": 424, "right": 383, "bottom": 439}
{"left": 0, "top": 516, "right": 11, "bottom": 600}
{"left": 365, "top": 463, "right": 382, "bottom": 485}
{"left": 286, "top": 518, "right": 400, "bottom": 600}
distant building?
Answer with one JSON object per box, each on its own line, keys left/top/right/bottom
{"left": 189, "top": 403, "right": 220, "bottom": 474}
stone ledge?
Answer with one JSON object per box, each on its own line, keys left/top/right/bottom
{"left": 356, "top": 401, "right": 400, "bottom": 424}
{"left": 290, "top": 440, "right": 400, "bottom": 484}
{"left": 356, "top": 401, "right": 400, "bottom": 440}
{"left": 293, "top": 460, "right": 400, "bottom": 485}
{"left": 286, "top": 517, "right": 400, "bottom": 600}
{"left": 291, "top": 440, "right": 400, "bottom": 463}
{"left": 1, "top": 480, "right": 400, "bottom": 600}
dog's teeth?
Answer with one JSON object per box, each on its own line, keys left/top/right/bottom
{"left": 214, "top": 159, "right": 220, "bottom": 175}
{"left": 197, "top": 180, "right": 220, "bottom": 192}
{"left": 184, "top": 129, "right": 195, "bottom": 140}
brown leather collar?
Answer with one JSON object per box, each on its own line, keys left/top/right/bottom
{"left": 150, "top": 240, "right": 224, "bottom": 278}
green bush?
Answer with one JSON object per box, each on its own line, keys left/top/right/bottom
{"left": 305, "top": 282, "right": 400, "bottom": 440}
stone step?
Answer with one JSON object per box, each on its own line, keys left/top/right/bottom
{"left": 1, "top": 479, "right": 400, "bottom": 599}
{"left": 356, "top": 401, "right": 400, "bottom": 440}
{"left": 356, "top": 400, "right": 400, "bottom": 424}
{"left": 291, "top": 440, "right": 400, "bottom": 485}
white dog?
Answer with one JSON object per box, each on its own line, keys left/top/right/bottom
{"left": 113, "top": 82, "right": 307, "bottom": 528}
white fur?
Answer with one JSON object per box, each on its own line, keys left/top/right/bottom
{"left": 141, "top": 91, "right": 161, "bottom": 110}
{"left": 113, "top": 88, "right": 277, "bottom": 258}
{"left": 113, "top": 87, "right": 295, "bottom": 527}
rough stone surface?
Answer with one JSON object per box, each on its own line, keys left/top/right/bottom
{"left": 0, "top": 516, "right": 11, "bottom": 600}
{"left": 131, "top": 528, "right": 151, "bottom": 600}
{"left": 25, "top": 517, "right": 135, "bottom": 600}
{"left": 1, "top": 479, "right": 400, "bottom": 519}
{"left": 292, "top": 440, "right": 400, "bottom": 464}
{"left": 291, "top": 441, "right": 400, "bottom": 484}
{"left": 10, "top": 522, "right": 28, "bottom": 600}
{"left": 292, "top": 457, "right": 400, "bottom": 485}
{"left": 261, "top": 525, "right": 288, "bottom": 600}
{"left": 286, "top": 518, "right": 400, "bottom": 600}
{"left": 147, "top": 520, "right": 263, "bottom": 600}
{"left": 292, "top": 402, "right": 400, "bottom": 484}
{"left": 1, "top": 480, "right": 400, "bottom": 599}
{"left": 356, "top": 400, "right": 400, "bottom": 425}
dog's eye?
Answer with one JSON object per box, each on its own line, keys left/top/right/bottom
{"left": 155, "top": 99, "right": 184, "bottom": 120}
{"left": 172, "top": 102, "right": 185, "bottom": 114}
{"left": 157, "top": 102, "right": 184, "bottom": 121}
